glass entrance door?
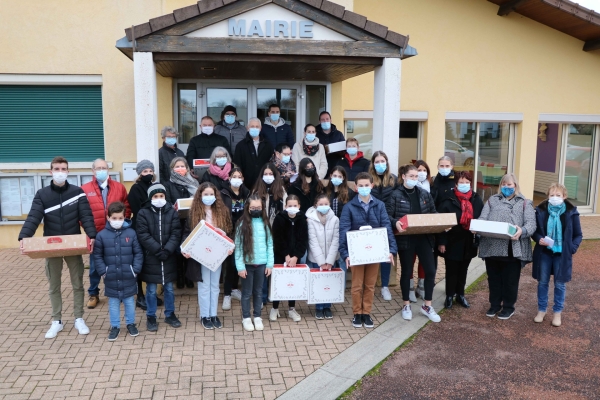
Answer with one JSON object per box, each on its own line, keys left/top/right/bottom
{"left": 256, "top": 86, "right": 301, "bottom": 141}
{"left": 560, "top": 124, "right": 598, "bottom": 209}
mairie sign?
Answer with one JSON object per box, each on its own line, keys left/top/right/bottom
{"left": 228, "top": 18, "right": 314, "bottom": 38}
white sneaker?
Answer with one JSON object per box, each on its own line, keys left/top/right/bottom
{"left": 253, "top": 317, "right": 264, "bottom": 331}
{"left": 242, "top": 318, "right": 254, "bottom": 331}
{"left": 417, "top": 279, "right": 425, "bottom": 299}
{"left": 231, "top": 289, "right": 242, "bottom": 301}
{"left": 261, "top": 302, "right": 264, "bottom": 310}
{"left": 269, "top": 308, "right": 280, "bottom": 321}
{"left": 401, "top": 305, "right": 412, "bottom": 321}
{"left": 409, "top": 289, "right": 418, "bottom": 303}
{"left": 222, "top": 296, "right": 232, "bottom": 311}
{"left": 421, "top": 305, "right": 441, "bottom": 323}
{"left": 288, "top": 309, "right": 302, "bottom": 322}
{"left": 74, "top": 318, "right": 90, "bottom": 335}
{"left": 381, "top": 287, "right": 392, "bottom": 301}
{"left": 45, "top": 320, "right": 63, "bottom": 339}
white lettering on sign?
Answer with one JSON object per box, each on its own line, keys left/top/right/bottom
{"left": 228, "top": 19, "right": 313, "bottom": 38}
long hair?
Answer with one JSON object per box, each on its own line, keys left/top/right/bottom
{"left": 298, "top": 157, "right": 323, "bottom": 195}
{"left": 325, "top": 166, "right": 350, "bottom": 205}
{"left": 414, "top": 159, "right": 432, "bottom": 184}
{"left": 237, "top": 193, "right": 271, "bottom": 263}
{"left": 398, "top": 164, "right": 417, "bottom": 184}
{"left": 253, "top": 163, "right": 285, "bottom": 202}
{"left": 498, "top": 173, "right": 521, "bottom": 196}
{"left": 369, "top": 151, "right": 395, "bottom": 188}
{"left": 189, "top": 182, "right": 232, "bottom": 235}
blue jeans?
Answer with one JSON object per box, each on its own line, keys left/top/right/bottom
{"left": 108, "top": 296, "right": 136, "bottom": 328}
{"left": 146, "top": 282, "right": 175, "bottom": 318}
{"left": 88, "top": 256, "right": 101, "bottom": 296}
{"left": 309, "top": 262, "right": 331, "bottom": 310}
{"left": 380, "top": 262, "right": 391, "bottom": 287}
{"left": 537, "top": 252, "right": 567, "bottom": 313}
{"left": 241, "top": 265, "right": 266, "bottom": 319}
{"left": 199, "top": 265, "right": 221, "bottom": 318}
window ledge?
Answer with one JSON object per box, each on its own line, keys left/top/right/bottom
{"left": 0, "top": 162, "right": 113, "bottom": 170}
{"left": 0, "top": 221, "right": 25, "bottom": 225}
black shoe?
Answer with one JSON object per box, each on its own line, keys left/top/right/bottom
{"left": 176, "top": 279, "right": 184, "bottom": 289}
{"left": 136, "top": 296, "right": 147, "bottom": 310}
{"left": 211, "top": 316, "right": 222, "bottom": 329}
{"left": 362, "top": 314, "right": 374, "bottom": 328}
{"left": 352, "top": 314, "right": 362, "bottom": 328}
{"left": 165, "top": 313, "right": 182, "bottom": 328}
{"left": 444, "top": 296, "right": 454, "bottom": 309}
{"left": 315, "top": 309, "right": 325, "bottom": 320}
{"left": 126, "top": 323, "right": 139, "bottom": 337}
{"left": 201, "top": 317, "right": 214, "bottom": 330}
{"left": 108, "top": 327, "right": 120, "bottom": 341}
{"left": 323, "top": 308, "right": 333, "bottom": 319}
{"left": 456, "top": 295, "right": 471, "bottom": 308}
{"left": 147, "top": 316, "right": 158, "bottom": 332}
{"left": 156, "top": 297, "right": 164, "bottom": 307}
{"left": 497, "top": 309, "right": 515, "bottom": 320}
{"left": 486, "top": 307, "right": 501, "bottom": 318}
{"left": 185, "top": 279, "right": 194, "bottom": 288}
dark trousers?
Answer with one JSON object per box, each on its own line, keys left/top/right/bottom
{"left": 485, "top": 258, "right": 522, "bottom": 313}
{"left": 241, "top": 264, "right": 266, "bottom": 319}
{"left": 398, "top": 239, "right": 436, "bottom": 301}
{"left": 272, "top": 300, "right": 295, "bottom": 309}
{"left": 445, "top": 258, "right": 471, "bottom": 297}
{"left": 223, "top": 255, "right": 239, "bottom": 296}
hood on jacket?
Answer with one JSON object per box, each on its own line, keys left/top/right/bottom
{"left": 104, "top": 218, "right": 132, "bottom": 232}
{"left": 344, "top": 151, "right": 365, "bottom": 168}
{"left": 217, "top": 120, "right": 242, "bottom": 129}
{"left": 305, "top": 206, "right": 335, "bottom": 222}
{"left": 264, "top": 118, "right": 286, "bottom": 129}
{"left": 537, "top": 198, "right": 575, "bottom": 212}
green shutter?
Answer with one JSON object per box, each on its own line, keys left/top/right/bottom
{"left": 0, "top": 85, "right": 104, "bottom": 163}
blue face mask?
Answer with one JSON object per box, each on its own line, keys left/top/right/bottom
{"left": 95, "top": 170, "right": 108, "bottom": 182}
{"left": 404, "top": 179, "right": 418, "bottom": 189}
{"left": 202, "top": 195, "right": 216, "bottom": 206}
{"left": 347, "top": 147, "right": 358, "bottom": 156}
{"left": 357, "top": 187, "right": 371, "bottom": 197}
{"left": 215, "top": 157, "right": 227, "bottom": 167}
{"left": 374, "top": 163, "right": 387, "bottom": 174}
{"left": 306, "top": 134, "right": 316, "bottom": 142}
{"left": 270, "top": 113, "right": 280, "bottom": 122}
{"left": 501, "top": 186, "right": 515, "bottom": 197}
{"left": 249, "top": 128, "right": 260, "bottom": 137}
{"left": 438, "top": 168, "right": 452, "bottom": 177}
{"left": 165, "top": 137, "right": 177, "bottom": 146}
{"left": 457, "top": 183, "right": 471, "bottom": 193}
{"left": 224, "top": 115, "right": 236, "bottom": 124}
{"left": 330, "top": 177, "right": 343, "bottom": 186}
{"left": 281, "top": 155, "right": 291, "bottom": 164}
{"left": 321, "top": 122, "right": 331, "bottom": 130}
{"left": 316, "top": 205, "right": 331, "bottom": 215}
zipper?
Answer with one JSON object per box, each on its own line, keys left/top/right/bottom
{"left": 59, "top": 191, "right": 65, "bottom": 233}
{"left": 159, "top": 209, "right": 164, "bottom": 285}
{"left": 130, "top": 265, "right": 136, "bottom": 278}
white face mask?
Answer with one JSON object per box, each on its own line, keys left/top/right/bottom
{"left": 548, "top": 196, "right": 564, "bottom": 206}
{"left": 417, "top": 171, "right": 428, "bottom": 182}
{"left": 263, "top": 175, "right": 275, "bottom": 184}
{"left": 230, "top": 178, "right": 243, "bottom": 188}
{"left": 286, "top": 207, "right": 300, "bottom": 215}
{"left": 52, "top": 172, "right": 68, "bottom": 184}
{"left": 151, "top": 198, "right": 166, "bottom": 208}
{"left": 201, "top": 126, "right": 214, "bottom": 135}
{"left": 109, "top": 220, "right": 124, "bottom": 230}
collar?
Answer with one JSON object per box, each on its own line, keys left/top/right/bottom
{"left": 359, "top": 196, "right": 373, "bottom": 205}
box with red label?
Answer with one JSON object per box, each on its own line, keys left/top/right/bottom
{"left": 269, "top": 264, "right": 309, "bottom": 301}
{"left": 346, "top": 227, "right": 390, "bottom": 266}
{"left": 192, "top": 159, "right": 210, "bottom": 179}
{"left": 174, "top": 197, "right": 194, "bottom": 218}
{"left": 180, "top": 220, "right": 235, "bottom": 272}
{"left": 21, "top": 234, "right": 91, "bottom": 259}
{"left": 395, "top": 213, "right": 457, "bottom": 235}
{"left": 308, "top": 268, "right": 345, "bottom": 304}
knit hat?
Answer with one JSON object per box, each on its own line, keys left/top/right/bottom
{"left": 147, "top": 183, "right": 166, "bottom": 200}
{"left": 136, "top": 159, "right": 155, "bottom": 175}
{"left": 223, "top": 105, "right": 237, "bottom": 115}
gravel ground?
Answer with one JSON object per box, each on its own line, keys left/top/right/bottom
{"left": 348, "top": 240, "right": 600, "bottom": 400}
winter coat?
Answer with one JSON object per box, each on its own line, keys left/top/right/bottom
{"left": 261, "top": 118, "right": 294, "bottom": 149}
{"left": 291, "top": 137, "right": 328, "bottom": 179}
{"left": 158, "top": 142, "right": 185, "bottom": 183}
{"left": 316, "top": 123, "right": 345, "bottom": 177}
{"left": 234, "top": 218, "right": 274, "bottom": 271}
{"left": 531, "top": 200, "right": 583, "bottom": 283}
{"left": 82, "top": 177, "right": 131, "bottom": 234}
{"left": 127, "top": 180, "right": 153, "bottom": 230}
{"left": 220, "top": 185, "right": 250, "bottom": 228}
{"left": 329, "top": 188, "right": 356, "bottom": 219}
{"left": 164, "top": 180, "right": 192, "bottom": 207}
{"left": 215, "top": 120, "right": 247, "bottom": 153}
{"left": 385, "top": 185, "right": 437, "bottom": 251}
{"left": 200, "top": 168, "right": 230, "bottom": 192}
{"left": 371, "top": 174, "right": 397, "bottom": 204}
{"left": 93, "top": 220, "right": 143, "bottom": 300}
{"left": 436, "top": 190, "right": 484, "bottom": 261}
{"left": 339, "top": 195, "right": 398, "bottom": 260}
{"left": 477, "top": 193, "right": 536, "bottom": 263}
{"left": 186, "top": 133, "right": 231, "bottom": 168}
{"left": 19, "top": 181, "right": 96, "bottom": 241}
{"left": 306, "top": 207, "right": 340, "bottom": 266}
{"left": 272, "top": 211, "right": 308, "bottom": 264}
{"left": 287, "top": 178, "right": 321, "bottom": 213}
{"left": 431, "top": 172, "right": 456, "bottom": 209}
{"left": 233, "top": 133, "right": 274, "bottom": 190}
{"left": 136, "top": 203, "right": 182, "bottom": 284}
{"left": 336, "top": 153, "right": 371, "bottom": 182}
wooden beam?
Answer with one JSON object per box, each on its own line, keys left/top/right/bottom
{"left": 497, "top": 0, "right": 531, "bottom": 16}
{"left": 152, "top": 52, "right": 382, "bottom": 65}
{"left": 583, "top": 37, "right": 600, "bottom": 51}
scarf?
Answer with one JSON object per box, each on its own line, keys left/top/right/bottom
{"left": 302, "top": 139, "right": 319, "bottom": 156}
{"left": 209, "top": 162, "right": 231, "bottom": 181}
{"left": 547, "top": 203, "right": 566, "bottom": 253}
{"left": 170, "top": 170, "right": 199, "bottom": 196}
{"left": 270, "top": 154, "right": 297, "bottom": 176}
{"left": 455, "top": 189, "right": 474, "bottom": 230}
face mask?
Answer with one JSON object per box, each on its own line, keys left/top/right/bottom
{"left": 165, "top": 137, "right": 177, "bottom": 146}
{"left": 270, "top": 113, "right": 280, "bottom": 122}
{"left": 151, "top": 198, "right": 166, "bottom": 208}
{"left": 109, "top": 220, "right": 124, "bottom": 230}
{"left": 286, "top": 207, "right": 300, "bottom": 215}
{"left": 457, "top": 183, "right": 471, "bottom": 193}
{"left": 417, "top": 171, "right": 428, "bottom": 182}
{"left": 141, "top": 174, "right": 154, "bottom": 183}
{"left": 321, "top": 122, "right": 331, "bottom": 130}
{"left": 201, "top": 126, "right": 214, "bottom": 135}
{"left": 230, "top": 178, "right": 243, "bottom": 188}
{"left": 249, "top": 128, "right": 260, "bottom": 137}
{"left": 304, "top": 168, "right": 316, "bottom": 177}
{"left": 224, "top": 115, "right": 236, "bottom": 124}
{"left": 501, "top": 186, "right": 515, "bottom": 197}
{"left": 95, "top": 170, "right": 108, "bottom": 182}
{"left": 174, "top": 167, "right": 187, "bottom": 176}
{"left": 358, "top": 187, "right": 371, "bottom": 197}
{"left": 347, "top": 147, "right": 358, "bottom": 156}
{"left": 262, "top": 175, "right": 275, "bottom": 184}
{"left": 404, "top": 179, "right": 418, "bottom": 189}
{"left": 331, "top": 177, "right": 343, "bottom": 186}
{"left": 52, "top": 172, "right": 68, "bottom": 184}
{"left": 317, "top": 205, "right": 331, "bottom": 215}
{"left": 281, "top": 155, "right": 291, "bottom": 164}
{"left": 306, "top": 134, "right": 316, "bottom": 142}
{"left": 250, "top": 210, "right": 262, "bottom": 219}
{"left": 549, "top": 196, "right": 564, "bottom": 206}
{"left": 374, "top": 163, "right": 387, "bottom": 174}
{"left": 216, "top": 157, "right": 228, "bottom": 167}
{"left": 202, "top": 195, "right": 216, "bottom": 206}
{"left": 439, "top": 168, "right": 451, "bottom": 177}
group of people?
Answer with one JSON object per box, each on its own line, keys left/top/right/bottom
{"left": 18, "top": 105, "right": 583, "bottom": 341}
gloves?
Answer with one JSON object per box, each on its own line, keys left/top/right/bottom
{"left": 155, "top": 250, "right": 170, "bottom": 261}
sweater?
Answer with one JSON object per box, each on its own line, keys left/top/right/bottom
{"left": 306, "top": 207, "right": 340, "bottom": 266}
{"left": 291, "top": 137, "right": 328, "bottom": 179}
{"left": 214, "top": 120, "right": 247, "bottom": 152}
{"left": 234, "top": 218, "right": 274, "bottom": 270}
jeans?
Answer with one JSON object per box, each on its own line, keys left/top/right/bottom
{"left": 146, "top": 281, "right": 175, "bottom": 318}
{"left": 199, "top": 265, "right": 221, "bottom": 318}
{"left": 108, "top": 296, "right": 135, "bottom": 328}
{"left": 45, "top": 255, "right": 85, "bottom": 321}
{"left": 241, "top": 265, "right": 266, "bottom": 319}
{"left": 336, "top": 257, "right": 347, "bottom": 272}
{"left": 88, "top": 256, "right": 101, "bottom": 296}
{"left": 445, "top": 258, "right": 471, "bottom": 297}
{"left": 380, "top": 262, "right": 391, "bottom": 287}
{"left": 398, "top": 239, "right": 436, "bottom": 301}
{"left": 308, "top": 262, "right": 331, "bottom": 310}
{"left": 485, "top": 258, "right": 522, "bottom": 313}
{"left": 537, "top": 252, "right": 566, "bottom": 313}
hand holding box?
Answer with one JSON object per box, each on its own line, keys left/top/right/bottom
{"left": 21, "top": 234, "right": 91, "bottom": 259}
{"left": 270, "top": 264, "right": 309, "bottom": 301}
{"left": 308, "top": 268, "right": 345, "bottom": 304}
{"left": 180, "top": 220, "right": 235, "bottom": 272}
{"left": 395, "top": 213, "right": 457, "bottom": 235}
{"left": 469, "top": 219, "right": 518, "bottom": 239}
{"left": 346, "top": 227, "right": 390, "bottom": 266}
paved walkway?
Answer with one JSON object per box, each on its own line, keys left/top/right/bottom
{"left": 580, "top": 215, "right": 600, "bottom": 239}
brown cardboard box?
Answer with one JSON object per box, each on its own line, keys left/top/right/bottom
{"left": 396, "top": 213, "right": 457, "bottom": 235}
{"left": 174, "top": 197, "right": 194, "bottom": 217}
{"left": 21, "top": 234, "right": 91, "bottom": 259}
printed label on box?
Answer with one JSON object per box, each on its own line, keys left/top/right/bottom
{"left": 346, "top": 227, "right": 390, "bottom": 266}
{"left": 270, "top": 264, "right": 309, "bottom": 301}
{"left": 308, "top": 268, "right": 345, "bottom": 304}
{"left": 21, "top": 234, "right": 91, "bottom": 259}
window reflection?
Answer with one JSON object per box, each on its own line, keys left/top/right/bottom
{"left": 257, "top": 89, "right": 297, "bottom": 132}
{"left": 344, "top": 120, "right": 373, "bottom": 159}
{"left": 206, "top": 88, "right": 248, "bottom": 127}
{"left": 565, "top": 124, "right": 595, "bottom": 206}
{"left": 177, "top": 83, "right": 196, "bottom": 144}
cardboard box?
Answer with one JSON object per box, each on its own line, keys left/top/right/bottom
{"left": 180, "top": 220, "right": 235, "bottom": 272}
{"left": 21, "top": 234, "right": 91, "bottom": 259}
{"left": 469, "top": 219, "right": 518, "bottom": 239}
{"left": 269, "top": 264, "right": 309, "bottom": 301}
{"left": 346, "top": 227, "right": 390, "bottom": 266}
{"left": 308, "top": 268, "right": 345, "bottom": 304}
{"left": 174, "top": 197, "right": 194, "bottom": 218}
{"left": 324, "top": 141, "right": 346, "bottom": 154}
{"left": 192, "top": 159, "right": 210, "bottom": 179}
{"left": 396, "top": 213, "right": 457, "bottom": 235}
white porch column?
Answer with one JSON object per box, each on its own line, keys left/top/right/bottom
{"left": 133, "top": 52, "right": 160, "bottom": 181}
{"left": 373, "top": 57, "right": 401, "bottom": 175}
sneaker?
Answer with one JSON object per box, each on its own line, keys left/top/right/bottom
{"left": 147, "top": 316, "right": 158, "bottom": 332}
{"left": 381, "top": 287, "right": 392, "bottom": 301}
{"left": 253, "top": 317, "right": 264, "bottom": 331}
{"left": 212, "top": 316, "right": 222, "bottom": 329}
{"left": 231, "top": 289, "right": 242, "bottom": 301}
{"left": 288, "top": 309, "right": 301, "bottom": 322}
{"left": 87, "top": 295, "right": 99, "bottom": 309}
{"left": 165, "top": 313, "right": 182, "bottom": 328}
{"left": 261, "top": 302, "right": 264, "bottom": 310}
{"left": 201, "top": 317, "right": 214, "bottom": 330}
{"left": 421, "top": 305, "right": 441, "bottom": 323}
{"left": 108, "top": 327, "right": 120, "bottom": 341}
{"left": 126, "top": 324, "right": 139, "bottom": 337}
{"left": 45, "top": 320, "right": 64, "bottom": 339}
{"left": 534, "top": 311, "right": 546, "bottom": 323}
{"left": 222, "top": 296, "right": 232, "bottom": 311}
{"left": 552, "top": 312, "right": 561, "bottom": 327}
{"left": 323, "top": 308, "right": 333, "bottom": 319}
{"left": 269, "top": 308, "right": 280, "bottom": 322}
{"left": 402, "top": 304, "right": 413, "bottom": 320}
{"left": 409, "top": 289, "right": 417, "bottom": 303}
{"left": 352, "top": 314, "right": 362, "bottom": 328}
{"left": 315, "top": 309, "right": 325, "bottom": 320}
{"left": 363, "top": 314, "right": 374, "bottom": 328}
{"left": 242, "top": 318, "right": 254, "bottom": 331}
{"left": 486, "top": 307, "right": 501, "bottom": 318}
{"left": 74, "top": 318, "right": 90, "bottom": 335}
{"left": 497, "top": 309, "right": 515, "bottom": 320}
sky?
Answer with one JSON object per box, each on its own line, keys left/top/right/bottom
{"left": 572, "top": 0, "right": 600, "bottom": 11}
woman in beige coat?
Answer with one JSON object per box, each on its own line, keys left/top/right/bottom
{"left": 292, "top": 124, "right": 328, "bottom": 180}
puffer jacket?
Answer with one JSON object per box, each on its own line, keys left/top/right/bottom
{"left": 261, "top": 118, "right": 295, "bottom": 149}
{"left": 215, "top": 120, "right": 247, "bottom": 152}
{"left": 291, "top": 137, "right": 328, "bottom": 179}
{"left": 158, "top": 142, "right": 185, "bottom": 182}
{"left": 19, "top": 180, "right": 96, "bottom": 240}
{"left": 82, "top": 177, "right": 131, "bottom": 234}
{"left": 164, "top": 180, "right": 192, "bottom": 207}
{"left": 371, "top": 174, "right": 397, "bottom": 204}
{"left": 93, "top": 220, "right": 143, "bottom": 300}
{"left": 127, "top": 180, "right": 153, "bottom": 229}
{"left": 306, "top": 207, "right": 340, "bottom": 266}
{"left": 234, "top": 218, "right": 274, "bottom": 271}
{"left": 272, "top": 210, "right": 308, "bottom": 264}
{"left": 477, "top": 193, "right": 536, "bottom": 263}
{"left": 136, "top": 203, "right": 182, "bottom": 284}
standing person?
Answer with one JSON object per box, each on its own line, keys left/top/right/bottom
{"left": 415, "top": 160, "right": 432, "bottom": 193}
{"left": 387, "top": 165, "right": 441, "bottom": 323}
{"left": 270, "top": 195, "right": 307, "bottom": 322}
{"left": 306, "top": 194, "right": 340, "bottom": 319}
{"left": 431, "top": 156, "right": 455, "bottom": 207}
{"left": 270, "top": 143, "right": 297, "bottom": 189}
{"left": 136, "top": 184, "right": 183, "bottom": 331}
{"left": 92, "top": 202, "right": 143, "bottom": 341}
{"left": 339, "top": 172, "right": 397, "bottom": 329}
{"left": 261, "top": 104, "right": 294, "bottom": 149}
{"left": 201, "top": 146, "right": 234, "bottom": 192}
{"left": 291, "top": 124, "right": 328, "bottom": 180}
{"left": 233, "top": 117, "right": 274, "bottom": 190}
{"left": 82, "top": 158, "right": 131, "bottom": 309}
{"left": 315, "top": 111, "right": 345, "bottom": 177}
{"left": 186, "top": 116, "right": 231, "bottom": 177}
{"left": 158, "top": 126, "right": 185, "bottom": 183}
{"left": 437, "top": 171, "right": 483, "bottom": 309}
{"left": 336, "top": 138, "right": 370, "bottom": 181}
{"left": 234, "top": 194, "right": 274, "bottom": 332}
{"left": 253, "top": 163, "right": 287, "bottom": 226}
{"left": 215, "top": 105, "right": 247, "bottom": 152}
{"left": 18, "top": 156, "right": 96, "bottom": 339}
{"left": 411, "top": 160, "right": 433, "bottom": 302}
{"left": 532, "top": 183, "right": 582, "bottom": 327}
{"left": 182, "top": 182, "right": 233, "bottom": 330}
{"left": 287, "top": 158, "right": 324, "bottom": 213}
{"left": 476, "top": 173, "right": 536, "bottom": 320}
{"left": 368, "top": 151, "right": 397, "bottom": 302}
{"left": 325, "top": 166, "right": 355, "bottom": 271}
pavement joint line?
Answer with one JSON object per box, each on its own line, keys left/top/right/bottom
{"left": 277, "top": 258, "right": 487, "bottom": 400}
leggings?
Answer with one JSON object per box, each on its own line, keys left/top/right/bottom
{"left": 409, "top": 254, "right": 426, "bottom": 280}
{"left": 398, "top": 238, "right": 436, "bottom": 301}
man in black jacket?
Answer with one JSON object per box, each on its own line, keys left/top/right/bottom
{"left": 158, "top": 126, "right": 185, "bottom": 182}
{"left": 260, "top": 104, "right": 294, "bottom": 149}
{"left": 18, "top": 156, "right": 97, "bottom": 339}
{"left": 315, "top": 111, "right": 346, "bottom": 177}
{"left": 233, "top": 117, "right": 274, "bottom": 190}
{"left": 186, "top": 116, "right": 231, "bottom": 178}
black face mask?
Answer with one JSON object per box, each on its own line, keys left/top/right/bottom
{"left": 141, "top": 174, "right": 154, "bottom": 183}
{"left": 250, "top": 210, "right": 262, "bottom": 219}
{"left": 304, "top": 168, "right": 316, "bottom": 177}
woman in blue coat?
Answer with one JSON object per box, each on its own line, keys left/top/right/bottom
{"left": 531, "top": 183, "right": 583, "bottom": 327}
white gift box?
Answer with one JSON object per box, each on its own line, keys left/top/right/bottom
{"left": 346, "top": 227, "right": 390, "bottom": 266}
{"left": 469, "top": 219, "right": 518, "bottom": 239}
{"left": 308, "top": 268, "right": 345, "bottom": 304}
{"left": 325, "top": 141, "right": 346, "bottom": 154}
{"left": 269, "top": 264, "right": 309, "bottom": 301}
{"left": 180, "top": 220, "right": 235, "bottom": 272}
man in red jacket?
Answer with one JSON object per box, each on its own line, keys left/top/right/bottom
{"left": 82, "top": 159, "right": 131, "bottom": 308}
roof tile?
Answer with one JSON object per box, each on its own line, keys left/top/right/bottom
{"left": 365, "top": 20, "right": 388, "bottom": 39}
{"left": 127, "top": 22, "right": 152, "bottom": 40}
{"left": 198, "top": 0, "right": 225, "bottom": 14}
{"left": 342, "top": 10, "right": 367, "bottom": 29}
{"left": 173, "top": 4, "right": 201, "bottom": 22}
{"left": 385, "top": 30, "right": 407, "bottom": 48}
{"left": 149, "top": 13, "right": 177, "bottom": 32}
{"left": 223, "top": 0, "right": 238, "bottom": 4}
{"left": 299, "top": 0, "right": 323, "bottom": 8}
{"left": 320, "top": 0, "right": 345, "bottom": 19}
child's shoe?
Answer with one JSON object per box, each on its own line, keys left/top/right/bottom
{"left": 269, "top": 308, "right": 280, "bottom": 321}
{"left": 222, "top": 296, "right": 232, "bottom": 311}
{"left": 288, "top": 309, "right": 301, "bottom": 322}
{"left": 108, "top": 327, "right": 120, "bottom": 341}
{"left": 242, "top": 318, "right": 254, "bottom": 331}
{"left": 253, "top": 317, "right": 264, "bottom": 331}
{"left": 147, "top": 316, "right": 158, "bottom": 332}
{"left": 126, "top": 324, "right": 139, "bottom": 337}
{"left": 211, "top": 317, "right": 222, "bottom": 329}
{"left": 231, "top": 289, "right": 242, "bottom": 301}
{"left": 45, "top": 320, "right": 63, "bottom": 339}
{"left": 165, "top": 313, "right": 182, "bottom": 328}
{"left": 409, "top": 289, "right": 418, "bottom": 303}
{"left": 201, "top": 317, "right": 214, "bottom": 330}
{"left": 323, "top": 308, "right": 333, "bottom": 319}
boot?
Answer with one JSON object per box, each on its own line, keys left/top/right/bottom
{"left": 176, "top": 265, "right": 185, "bottom": 289}
{"left": 136, "top": 295, "right": 147, "bottom": 310}
{"left": 455, "top": 295, "right": 471, "bottom": 308}
{"left": 185, "top": 279, "right": 194, "bottom": 288}
{"left": 533, "top": 311, "right": 546, "bottom": 323}
{"left": 444, "top": 296, "right": 453, "bottom": 309}
{"left": 552, "top": 312, "right": 561, "bottom": 327}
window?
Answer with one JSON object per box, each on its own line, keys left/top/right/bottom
{"left": 345, "top": 120, "right": 373, "bottom": 159}
{"left": 306, "top": 85, "right": 327, "bottom": 125}
{"left": 177, "top": 83, "right": 197, "bottom": 144}
{"left": 257, "top": 88, "right": 297, "bottom": 132}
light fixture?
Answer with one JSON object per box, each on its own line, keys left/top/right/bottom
{"left": 201, "top": 67, "right": 217, "bottom": 70}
